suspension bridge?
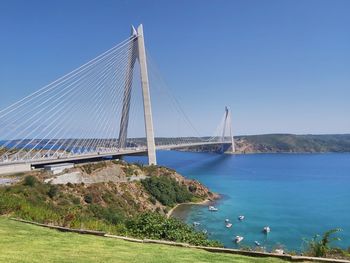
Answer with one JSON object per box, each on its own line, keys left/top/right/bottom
{"left": 0, "top": 24, "right": 234, "bottom": 174}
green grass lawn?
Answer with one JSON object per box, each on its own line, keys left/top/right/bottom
{"left": 0, "top": 217, "right": 291, "bottom": 263}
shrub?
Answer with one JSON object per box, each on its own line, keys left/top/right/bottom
{"left": 149, "top": 196, "right": 157, "bottom": 205}
{"left": 84, "top": 194, "right": 93, "bottom": 204}
{"left": 71, "top": 197, "right": 81, "bottom": 205}
{"left": 188, "top": 185, "right": 197, "bottom": 192}
{"left": 81, "top": 162, "right": 107, "bottom": 174}
{"left": 23, "top": 176, "right": 37, "bottom": 187}
{"left": 142, "top": 165, "right": 157, "bottom": 176}
{"left": 89, "top": 205, "right": 124, "bottom": 225}
{"left": 304, "top": 228, "right": 342, "bottom": 257}
{"left": 141, "top": 176, "right": 193, "bottom": 206}
{"left": 126, "top": 213, "right": 222, "bottom": 247}
{"left": 47, "top": 185, "right": 59, "bottom": 198}
{"left": 125, "top": 167, "right": 134, "bottom": 177}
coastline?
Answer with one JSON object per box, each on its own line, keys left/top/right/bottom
{"left": 166, "top": 198, "right": 213, "bottom": 218}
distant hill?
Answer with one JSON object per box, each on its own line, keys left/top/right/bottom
{"left": 235, "top": 134, "right": 350, "bottom": 153}
{"left": 178, "top": 134, "right": 350, "bottom": 153}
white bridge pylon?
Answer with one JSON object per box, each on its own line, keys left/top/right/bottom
{"left": 0, "top": 24, "right": 235, "bottom": 167}
{"left": 118, "top": 25, "right": 156, "bottom": 165}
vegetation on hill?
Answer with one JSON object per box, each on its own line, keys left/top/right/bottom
{"left": 142, "top": 176, "right": 193, "bottom": 206}
{"left": 0, "top": 217, "right": 286, "bottom": 263}
{"left": 179, "top": 134, "right": 350, "bottom": 153}
{"left": 0, "top": 162, "right": 220, "bottom": 247}
{"left": 126, "top": 213, "right": 221, "bottom": 246}
{"left": 235, "top": 134, "right": 350, "bottom": 153}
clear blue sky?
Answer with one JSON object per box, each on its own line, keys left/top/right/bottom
{"left": 0, "top": 0, "right": 349, "bottom": 136}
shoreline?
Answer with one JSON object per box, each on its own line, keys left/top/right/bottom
{"left": 166, "top": 198, "right": 212, "bottom": 218}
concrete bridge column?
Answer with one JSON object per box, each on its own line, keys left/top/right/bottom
{"left": 118, "top": 26, "right": 138, "bottom": 149}
{"left": 137, "top": 24, "right": 157, "bottom": 165}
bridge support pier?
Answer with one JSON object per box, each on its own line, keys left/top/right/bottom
{"left": 118, "top": 26, "right": 137, "bottom": 149}
{"left": 117, "top": 25, "right": 157, "bottom": 165}
{"left": 137, "top": 25, "right": 157, "bottom": 165}
{"left": 228, "top": 108, "right": 235, "bottom": 153}
{"left": 222, "top": 106, "right": 235, "bottom": 153}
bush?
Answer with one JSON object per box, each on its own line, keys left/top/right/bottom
{"left": 188, "top": 185, "right": 197, "bottom": 192}
{"left": 125, "top": 167, "right": 134, "bottom": 177}
{"left": 23, "top": 176, "right": 37, "bottom": 187}
{"left": 304, "top": 228, "right": 342, "bottom": 257}
{"left": 142, "top": 165, "right": 157, "bottom": 176}
{"left": 47, "top": 185, "right": 59, "bottom": 198}
{"left": 89, "top": 205, "right": 124, "bottom": 225}
{"left": 149, "top": 196, "right": 157, "bottom": 205}
{"left": 126, "top": 213, "right": 222, "bottom": 247}
{"left": 141, "top": 176, "right": 193, "bottom": 206}
{"left": 84, "top": 194, "right": 93, "bottom": 204}
{"left": 71, "top": 197, "right": 81, "bottom": 205}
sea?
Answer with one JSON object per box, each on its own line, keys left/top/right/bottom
{"left": 126, "top": 151, "right": 350, "bottom": 252}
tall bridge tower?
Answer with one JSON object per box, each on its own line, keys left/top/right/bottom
{"left": 222, "top": 106, "right": 235, "bottom": 153}
{"left": 118, "top": 24, "right": 157, "bottom": 165}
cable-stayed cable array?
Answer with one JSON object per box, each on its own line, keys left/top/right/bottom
{"left": 0, "top": 30, "right": 234, "bottom": 165}
{"left": 146, "top": 50, "right": 234, "bottom": 148}
{"left": 0, "top": 35, "right": 139, "bottom": 163}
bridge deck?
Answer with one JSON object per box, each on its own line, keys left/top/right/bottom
{"left": 0, "top": 141, "right": 231, "bottom": 168}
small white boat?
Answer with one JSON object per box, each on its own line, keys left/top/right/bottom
{"left": 263, "top": 226, "right": 271, "bottom": 233}
{"left": 225, "top": 223, "right": 232, "bottom": 228}
{"left": 238, "top": 215, "right": 245, "bottom": 221}
{"left": 208, "top": 206, "right": 218, "bottom": 211}
{"left": 193, "top": 222, "right": 200, "bottom": 226}
{"left": 234, "top": 235, "right": 244, "bottom": 243}
{"left": 225, "top": 219, "right": 230, "bottom": 223}
{"left": 202, "top": 229, "right": 208, "bottom": 234}
{"left": 254, "top": 241, "right": 261, "bottom": 246}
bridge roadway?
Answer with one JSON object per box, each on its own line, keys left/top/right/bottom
{"left": 0, "top": 141, "right": 231, "bottom": 170}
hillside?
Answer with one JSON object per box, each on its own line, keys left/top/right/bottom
{"left": 0, "top": 160, "right": 220, "bottom": 247}
{"left": 235, "top": 134, "right": 350, "bottom": 153}
{"left": 178, "top": 134, "right": 350, "bottom": 153}
{"left": 0, "top": 217, "right": 292, "bottom": 263}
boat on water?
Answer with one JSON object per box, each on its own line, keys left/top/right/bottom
{"left": 263, "top": 226, "right": 271, "bottom": 233}
{"left": 208, "top": 206, "right": 218, "bottom": 211}
{"left": 234, "top": 236, "right": 244, "bottom": 243}
{"left": 225, "top": 219, "right": 230, "bottom": 223}
{"left": 254, "top": 241, "right": 261, "bottom": 246}
{"left": 193, "top": 222, "right": 200, "bottom": 226}
{"left": 202, "top": 229, "right": 208, "bottom": 234}
{"left": 225, "top": 223, "right": 232, "bottom": 228}
{"left": 238, "top": 215, "right": 245, "bottom": 221}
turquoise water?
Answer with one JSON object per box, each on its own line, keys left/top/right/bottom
{"left": 126, "top": 152, "right": 350, "bottom": 251}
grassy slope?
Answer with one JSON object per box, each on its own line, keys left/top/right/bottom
{"left": 0, "top": 217, "right": 287, "bottom": 263}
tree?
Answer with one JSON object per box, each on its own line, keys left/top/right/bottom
{"left": 305, "top": 228, "right": 342, "bottom": 257}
